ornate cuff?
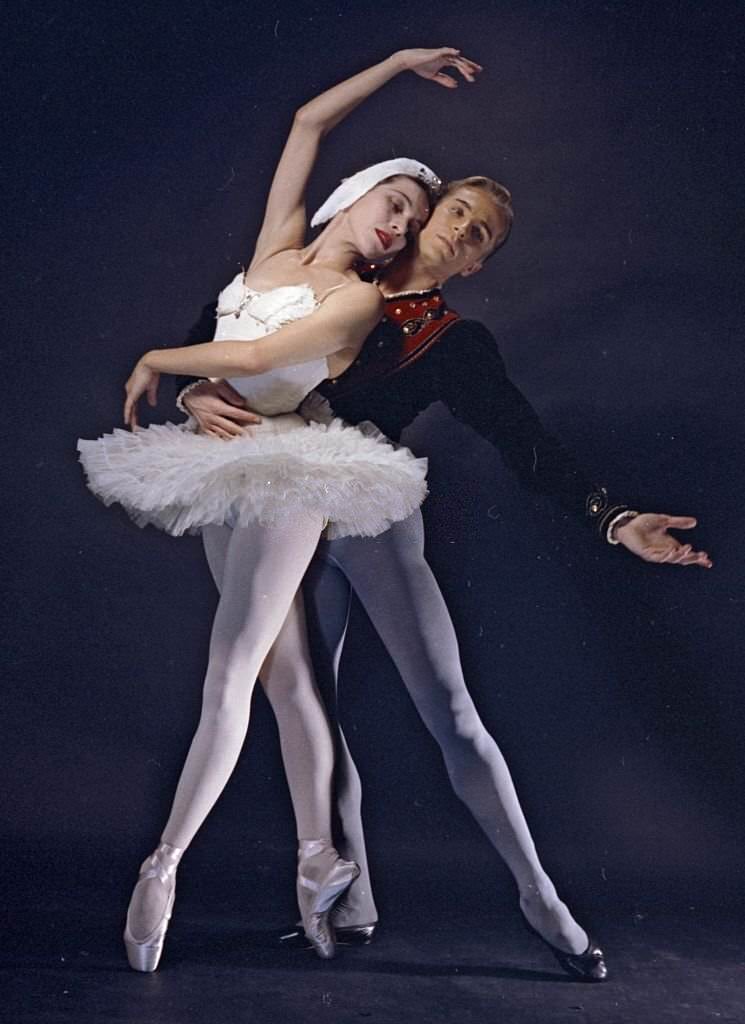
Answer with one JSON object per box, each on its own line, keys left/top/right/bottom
{"left": 176, "top": 379, "right": 209, "bottom": 415}
{"left": 606, "top": 509, "right": 639, "bottom": 545}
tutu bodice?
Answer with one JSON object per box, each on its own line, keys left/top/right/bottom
{"left": 214, "top": 275, "right": 329, "bottom": 416}
{"left": 78, "top": 271, "right": 428, "bottom": 539}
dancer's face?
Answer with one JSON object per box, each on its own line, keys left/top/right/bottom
{"left": 346, "top": 176, "right": 430, "bottom": 261}
{"left": 414, "top": 185, "right": 509, "bottom": 281}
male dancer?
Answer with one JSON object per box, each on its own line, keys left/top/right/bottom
{"left": 177, "top": 173, "right": 710, "bottom": 982}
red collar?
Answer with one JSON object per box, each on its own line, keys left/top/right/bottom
{"left": 381, "top": 289, "right": 460, "bottom": 366}
{"left": 382, "top": 287, "right": 445, "bottom": 330}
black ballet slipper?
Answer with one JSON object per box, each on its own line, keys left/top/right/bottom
{"left": 523, "top": 918, "right": 608, "bottom": 982}
{"left": 335, "top": 923, "right": 376, "bottom": 946}
{"left": 278, "top": 922, "right": 376, "bottom": 949}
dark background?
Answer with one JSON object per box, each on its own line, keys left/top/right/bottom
{"left": 4, "top": 0, "right": 744, "bottom": 969}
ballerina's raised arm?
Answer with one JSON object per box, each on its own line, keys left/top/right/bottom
{"left": 123, "top": 48, "right": 482, "bottom": 427}
{"left": 249, "top": 47, "right": 481, "bottom": 267}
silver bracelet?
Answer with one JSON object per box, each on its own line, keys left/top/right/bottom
{"left": 175, "top": 379, "right": 209, "bottom": 415}
{"left": 607, "top": 509, "right": 639, "bottom": 545}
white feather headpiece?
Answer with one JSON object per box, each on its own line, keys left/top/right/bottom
{"left": 310, "top": 158, "right": 441, "bottom": 228}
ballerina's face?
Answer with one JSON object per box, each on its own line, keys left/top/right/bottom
{"left": 345, "top": 176, "right": 430, "bottom": 261}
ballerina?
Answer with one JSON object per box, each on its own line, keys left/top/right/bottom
{"left": 77, "top": 47, "right": 480, "bottom": 969}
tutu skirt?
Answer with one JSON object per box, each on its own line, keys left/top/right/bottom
{"left": 77, "top": 412, "right": 428, "bottom": 539}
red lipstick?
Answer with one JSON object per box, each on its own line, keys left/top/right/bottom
{"left": 375, "top": 228, "right": 393, "bottom": 251}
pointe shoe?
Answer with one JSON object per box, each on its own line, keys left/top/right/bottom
{"left": 522, "top": 917, "right": 608, "bottom": 982}
{"left": 123, "top": 843, "right": 182, "bottom": 972}
{"left": 296, "top": 839, "right": 360, "bottom": 960}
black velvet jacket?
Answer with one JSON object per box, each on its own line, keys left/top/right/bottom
{"left": 175, "top": 290, "right": 627, "bottom": 538}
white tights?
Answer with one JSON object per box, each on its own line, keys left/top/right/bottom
{"left": 130, "top": 513, "right": 340, "bottom": 940}
{"left": 160, "top": 513, "right": 333, "bottom": 849}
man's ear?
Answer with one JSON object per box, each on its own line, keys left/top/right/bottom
{"left": 460, "top": 260, "right": 484, "bottom": 278}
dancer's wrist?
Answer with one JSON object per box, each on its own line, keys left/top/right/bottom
{"left": 176, "top": 379, "right": 209, "bottom": 415}
{"left": 607, "top": 509, "right": 640, "bottom": 545}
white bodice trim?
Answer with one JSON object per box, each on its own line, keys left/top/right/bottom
{"left": 213, "top": 275, "right": 329, "bottom": 416}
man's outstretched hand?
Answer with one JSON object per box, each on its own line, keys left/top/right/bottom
{"left": 615, "top": 513, "right": 712, "bottom": 568}
{"left": 183, "top": 380, "right": 262, "bottom": 438}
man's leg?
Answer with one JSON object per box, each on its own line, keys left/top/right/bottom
{"left": 325, "top": 511, "right": 589, "bottom": 955}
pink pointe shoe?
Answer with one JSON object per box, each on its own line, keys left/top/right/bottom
{"left": 123, "top": 842, "right": 182, "bottom": 972}
{"left": 296, "top": 839, "right": 360, "bottom": 959}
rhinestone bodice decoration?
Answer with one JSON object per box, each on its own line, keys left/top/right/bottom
{"left": 213, "top": 274, "right": 330, "bottom": 416}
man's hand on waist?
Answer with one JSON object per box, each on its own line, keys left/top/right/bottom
{"left": 182, "top": 380, "right": 262, "bottom": 438}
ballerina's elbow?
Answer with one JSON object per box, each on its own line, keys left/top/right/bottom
{"left": 233, "top": 347, "right": 266, "bottom": 376}
{"left": 293, "top": 105, "right": 325, "bottom": 133}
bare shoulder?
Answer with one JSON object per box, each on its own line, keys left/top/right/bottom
{"left": 322, "top": 280, "right": 384, "bottom": 318}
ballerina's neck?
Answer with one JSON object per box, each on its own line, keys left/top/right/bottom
{"left": 300, "top": 217, "right": 369, "bottom": 273}
{"left": 245, "top": 244, "right": 358, "bottom": 296}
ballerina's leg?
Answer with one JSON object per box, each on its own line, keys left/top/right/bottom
{"left": 259, "top": 587, "right": 370, "bottom": 955}
{"left": 127, "top": 512, "right": 323, "bottom": 942}
{"left": 257, "top": 591, "right": 337, "bottom": 840}
{"left": 297, "top": 549, "right": 380, "bottom": 928}
{"left": 203, "top": 524, "right": 339, "bottom": 840}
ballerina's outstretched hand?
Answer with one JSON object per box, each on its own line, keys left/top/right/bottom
{"left": 398, "top": 47, "right": 483, "bottom": 88}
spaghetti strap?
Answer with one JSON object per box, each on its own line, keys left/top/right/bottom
{"left": 317, "top": 280, "right": 357, "bottom": 303}
{"left": 77, "top": 279, "right": 427, "bottom": 540}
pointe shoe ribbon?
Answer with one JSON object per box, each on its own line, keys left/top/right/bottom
{"left": 296, "top": 839, "right": 360, "bottom": 960}
{"left": 123, "top": 843, "right": 182, "bottom": 973}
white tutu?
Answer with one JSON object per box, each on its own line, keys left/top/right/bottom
{"left": 77, "top": 413, "right": 427, "bottom": 539}
{"left": 77, "top": 278, "right": 428, "bottom": 539}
